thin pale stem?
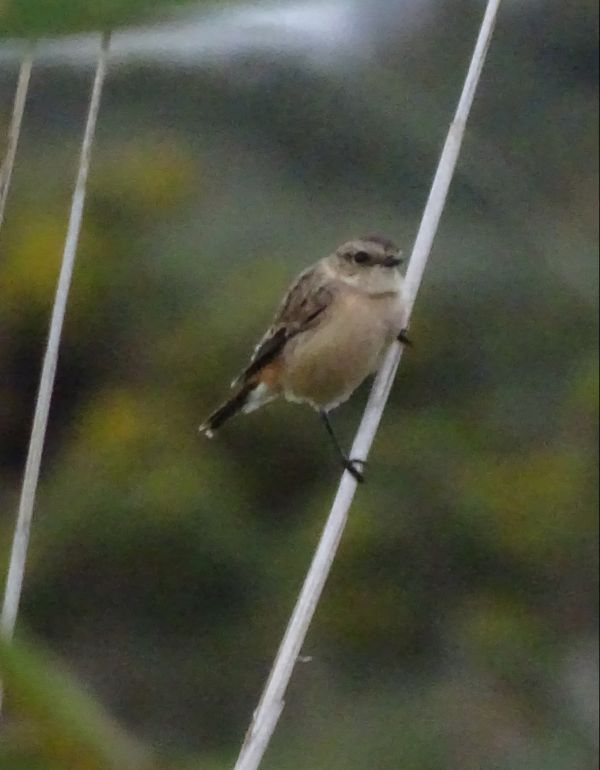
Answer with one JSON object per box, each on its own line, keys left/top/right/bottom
{"left": 232, "top": 2, "right": 502, "bottom": 769}
{"left": 0, "top": 44, "right": 34, "bottom": 235}
{"left": 0, "top": 33, "right": 111, "bottom": 658}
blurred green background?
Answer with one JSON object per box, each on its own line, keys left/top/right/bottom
{"left": 0, "top": 1, "right": 598, "bottom": 768}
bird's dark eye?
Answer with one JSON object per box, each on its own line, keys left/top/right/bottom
{"left": 354, "top": 251, "right": 370, "bottom": 264}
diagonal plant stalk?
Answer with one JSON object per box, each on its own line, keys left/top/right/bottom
{"left": 232, "top": 2, "right": 503, "bottom": 769}
{"left": 0, "top": 32, "right": 111, "bottom": 686}
{"left": 0, "top": 43, "right": 34, "bottom": 236}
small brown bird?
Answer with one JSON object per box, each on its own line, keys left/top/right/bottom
{"left": 199, "top": 235, "right": 411, "bottom": 481}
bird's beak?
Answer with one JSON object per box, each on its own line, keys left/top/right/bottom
{"left": 383, "top": 255, "right": 403, "bottom": 267}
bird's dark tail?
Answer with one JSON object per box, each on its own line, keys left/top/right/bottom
{"left": 199, "top": 382, "right": 256, "bottom": 438}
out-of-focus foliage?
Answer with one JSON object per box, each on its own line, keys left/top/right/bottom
{"left": 0, "top": 636, "right": 154, "bottom": 770}
{"left": 0, "top": 0, "right": 211, "bottom": 38}
{"left": 0, "top": 1, "right": 598, "bottom": 769}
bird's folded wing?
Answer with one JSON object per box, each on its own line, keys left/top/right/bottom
{"left": 233, "top": 266, "right": 335, "bottom": 387}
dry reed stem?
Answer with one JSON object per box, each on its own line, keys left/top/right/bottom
{"left": 0, "top": 45, "right": 34, "bottom": 235}
{"left": 0, "top": 33, "right": 111, "bottom": 669}
{"left": 232, "top": 2, "right": 502, "bottom": 768}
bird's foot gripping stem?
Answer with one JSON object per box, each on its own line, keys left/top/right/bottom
{"left": 343, "top": 457, "right": 367, "bottom": 484}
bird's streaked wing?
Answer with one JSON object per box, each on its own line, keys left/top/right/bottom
{"left": 233, "top": 265, "right": 335, "bottom": 387}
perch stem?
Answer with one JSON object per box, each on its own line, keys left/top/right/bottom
{"left": 232, "top": 3, "right": 502, "bottom": 769}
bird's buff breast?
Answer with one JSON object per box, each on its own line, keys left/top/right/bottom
{"left": 281, "top": 290, "right": 403, "bottom": 410}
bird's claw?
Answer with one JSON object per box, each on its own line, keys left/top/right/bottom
{"left": 398, "top": 328, "right": 413, "bottom": 347}
{"left": 344, "top": 458, "right": 367, "bottom": 483}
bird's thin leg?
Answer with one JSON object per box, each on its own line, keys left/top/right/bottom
{"left": 319, "top": 410, "right": 366, "bottom": 483}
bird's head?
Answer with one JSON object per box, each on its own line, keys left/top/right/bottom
{"left": 328, "top": 235, "right": 404, "bottom": 293}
